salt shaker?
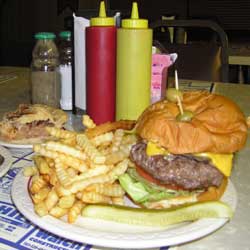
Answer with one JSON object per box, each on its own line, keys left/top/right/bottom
{"left": 58, "top": 31, "right": 72, "bottom": 110}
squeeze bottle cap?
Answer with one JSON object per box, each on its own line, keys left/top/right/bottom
{"left": 90, "top": 1, "right": 115, "bottom": 26}
{"left": 122, "top": 2, "right": 148, "bottom": 29}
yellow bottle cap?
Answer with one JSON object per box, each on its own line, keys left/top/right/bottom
{"left": 122, "top": 2, "right": 148, "bottom": 29}
{"left": 90, "top": 1, "right": 115, "bottom": 26}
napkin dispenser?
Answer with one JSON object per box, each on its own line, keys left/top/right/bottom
{"left": 73, "top": 14, "right": 89, "bottom": 114}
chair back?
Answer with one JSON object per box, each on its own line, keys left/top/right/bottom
{"left": 150, "top": 19, "right": 229, "bottom": 82}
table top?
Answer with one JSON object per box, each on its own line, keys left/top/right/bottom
{"left": 0, "top": 67, "right": 250, "bottom": 250}
{"left": 0, "top": 66, "right": 30, "bottom": 119}
{"left": 229, "top": 44, "right": 250, "bottom": 66}
{"left": 179, "top": 80, "right": 250, "bottom": 250}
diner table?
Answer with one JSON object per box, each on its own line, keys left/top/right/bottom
{"left": 0, "top": 66, "right": 250, "bottom": 250}
{"left": 229, "top": 43, "right": 250, "bottom": 84}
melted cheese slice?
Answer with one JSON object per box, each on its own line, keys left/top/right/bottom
{"left": 146, "top": 142, "right": 233, "bottom": 177}
{"left": 146, "top": 141, "right": 168, "bottom": 156}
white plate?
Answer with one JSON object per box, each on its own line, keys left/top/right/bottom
{"left": 0, "top": 122, "right": 75, "bottom": 149}
{"left": 0, "top": 146, "right": 13, "bottom": 177}
{"left": 0, "top": 139, "right": 33, "bottom": 149}
{"left": 11, "top": 171, "right": 237, "bottom": 249}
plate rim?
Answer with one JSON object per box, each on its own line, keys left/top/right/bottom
{"left": 0, "top": 139, "right": 33, "bottom": 149}
{"left": 11, "top": 170, "right": 237, "bottom": 249}
{"left": 0, "top": 145, "right": 13, "bottom": 177}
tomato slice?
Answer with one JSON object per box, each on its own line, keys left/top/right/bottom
{"left": 135, "top": 165, "right": 182, "bottom": 190}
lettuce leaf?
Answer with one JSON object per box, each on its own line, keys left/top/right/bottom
{"left": 118, "top": 168, "right": 194, "bottom": 203}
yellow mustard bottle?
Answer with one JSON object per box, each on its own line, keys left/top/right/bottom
{"left": 116, "top": 2, "right": 152, "bottom": 120}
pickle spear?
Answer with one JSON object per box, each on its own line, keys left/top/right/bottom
{"left": 82, "top": 201, "right": 233, "bottom": 227}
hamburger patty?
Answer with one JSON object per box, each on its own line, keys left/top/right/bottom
{"left": 130, "top": 142, "right": 224, "bottom": 190}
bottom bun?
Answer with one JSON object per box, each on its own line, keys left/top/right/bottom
{"left": 197, "top": 177, "right": 228, "bottom": 202}
{"left": 143, "top": 178, "right": 228, "bottom": 209}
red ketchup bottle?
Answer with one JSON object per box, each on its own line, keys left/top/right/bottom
{"left": 86, "top": 1, "right": 116, "bottom": 125}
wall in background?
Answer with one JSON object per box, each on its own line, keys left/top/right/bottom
{"left": 1, "top": 0, "right": 250, "bottom": 66}
{"left": 0, "top": 0, "right": 105, "bottom": 66}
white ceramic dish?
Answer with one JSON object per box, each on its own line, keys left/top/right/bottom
{"left": 0, "top": 122, "right": 74, "bottom": 149}
{"left": 0, "top": 146, "right": 13, "bottom": 177}
{"left": 0, "top": 139, "right": 33, "bottom": 149}
{"left": 11, "top": 171, "right": 237, "bottom": 249}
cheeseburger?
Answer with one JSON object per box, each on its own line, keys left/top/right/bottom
{"left": 119, "top": 91, "right": 248, "bottom": 208}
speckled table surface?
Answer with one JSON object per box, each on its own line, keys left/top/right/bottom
{"left": 0, "top": 67, "right": 31, "bottom": 119}
{"left": 178, "top": 81, "right": 250, "bottom": 250}
{"left": 0, "top": 67, "right": 250, "bottom": 250}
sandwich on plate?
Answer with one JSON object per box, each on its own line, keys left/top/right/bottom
{"left": 0, "top": 104, "right": 68, "bottom": 144}
{"left": 119, "top": 90, "right": 248, "bottom": 208}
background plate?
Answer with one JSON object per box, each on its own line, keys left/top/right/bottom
{"left": 11, "top": 171, "right": 237, "bottom": 249}
{"left": 0, "top": 145, "right": 13, "bottom": 177}
{"left": 0, "top": 139, "right": 33, "bottom": 149}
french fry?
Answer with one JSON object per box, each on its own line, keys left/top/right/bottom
{"left": 33, "top": 155, "right": 51, "bottom": 174}
{"left": 57, "top": 153, "right": 88, "bottom": 172}
{"left": 92, "top": 132, "right": 113, "bottom": 147}
{"left": 48, "top": 169, "right": 58, "bottom": 186}
{"left": 54, "top": 160, "right": 72, "bottom": 187}
{"left": 34, "top": 202, "right": 48, "bottom": 217}
{"left": 119, "top": 144, "right": 131, "bottom": 155}
{"left": 30, "top": 175, "right": 47, "bottom": 194}
{"left": 60, "top": 136, "right": 76, "bottom": 147}
{"left": 49, "top": 206, "right": 68, "bottom": 218}
{"left": 76, "top": 134, "right": 106, "bottom": 164}
{"left": 99, "top": 146, "right": 112, "bottom": 156}
{"left": 58, "top": 195, "right": 75, "bottom": 209}
{"left": 54, "top": 184, "right": 73, "bottom": 197}
{"left": 46, "top": 126, "right": 76, "bottom": 139}
{"left": 23, "top": 166, "right": 38, "bottom": 177}
{"left": 45, "top": 157, "right": 55, "bottom": 168}
{"left": 69, "top": 173, "right": 114, "bottom": 194}
{"left": 105, "top": 149, "right": 129, "bottom": 165}
{"left": 86, "top": 183, "right": 125, "bottom": 197}
{"left": 66, "top": 167, "right": 78, "bottom": 178}
{"left": 45, "top": 141, "right": 87, "bottom": 160}
{"left": 28, "top": 119, "right": 138, "bottom": 223}
{"left": 41, "top": 174, "right": 50, "bottom": 184}
{"left": 33, "top": 144, "right": 88, "bottom": 172}
{"left": 110, "top": 129, "right": 124, "bottom": 152}
{"left": 32, "top": 187, "right": 51, "bottom": 204}
{"left": 68, "top": 201, "right": 84, "bottom": 223}
{"left": 80, "top": 191, "right": 111, "bottom": 204}
{"left": 82, "top": 115, "right": 96, "bottom": 128}
{"left": 45, "top": 189, "right": 59, "bottom": 211}
{"left": 85, "top": 120, "right": 136, "bottom": 139}
{"left": 121, "top": 134, "right": 138, "bottom": 146}
{"left": 69, "top": 159, "right": 129, "bottom": 193}
{"left": 75, "top": 192, "right": 82, "bottom": 200}
{"left": 72, "top": 164, "right": 112, "bottom": 182}
{"left": 108, "top": 159, "right": 129, "bottom": 179}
